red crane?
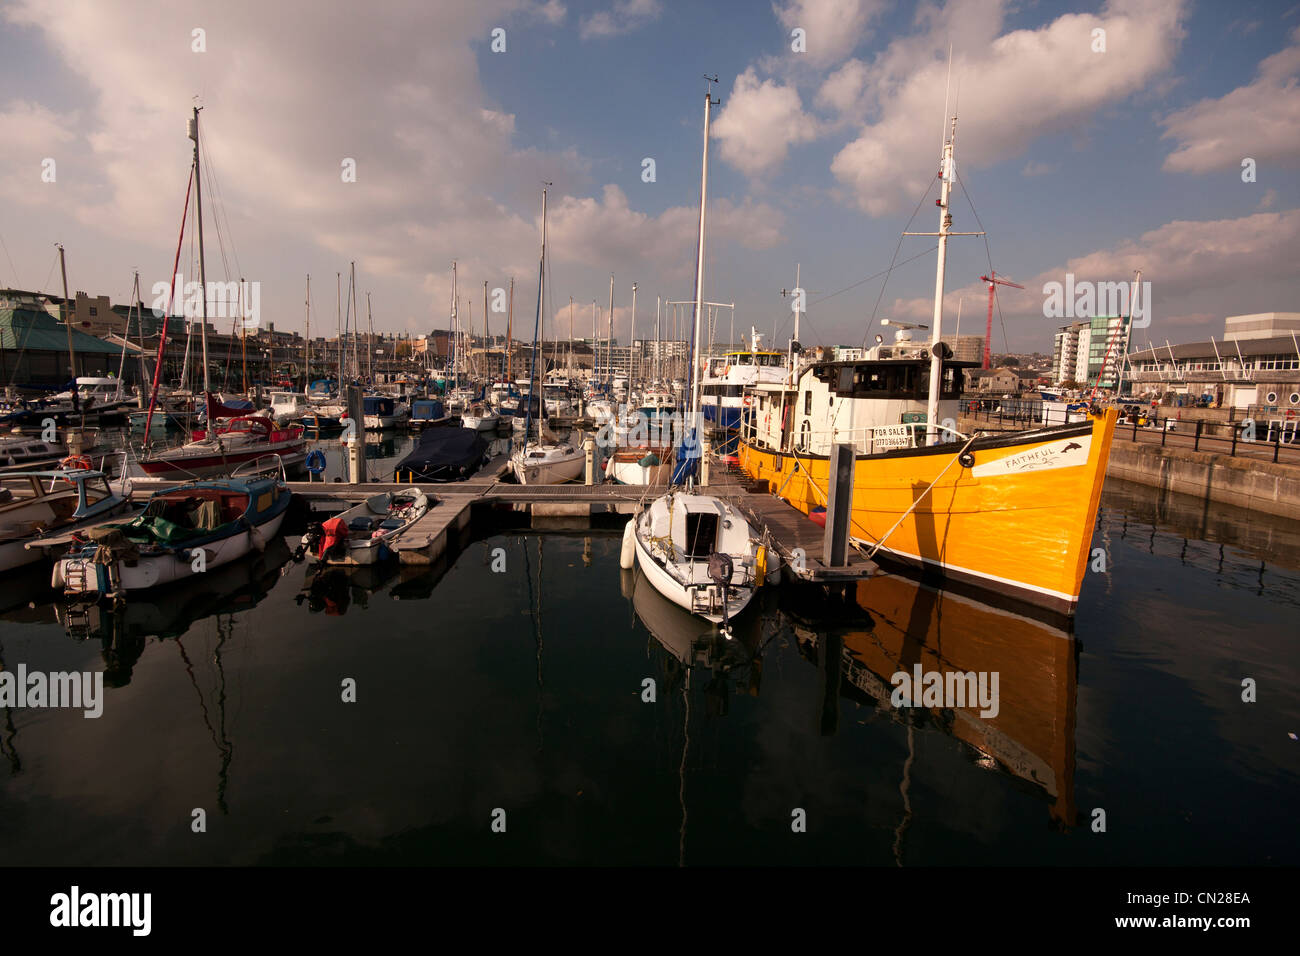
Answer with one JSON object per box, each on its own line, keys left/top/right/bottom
{"left": 980, "top": 271, "right": 1024, "bottom": 369}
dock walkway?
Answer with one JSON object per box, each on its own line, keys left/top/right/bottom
{"left": 94, "top": 453, "right": 874, "bottom": 579}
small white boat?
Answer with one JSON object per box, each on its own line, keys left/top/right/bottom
{"left": 460, "top": 402, "right": 500, "bottom": 433}
{"left": 302, "top": 489, "right": 429, "bottom": 566}
{"left": 626, "top": 491, "right": 761, "bottom": 628}
{"left": 2, "top": 467, "right": 132, "bottom": 572}
{"left": 510, "top": 442, "right": 584, "bottom": 485}
{"left": 586, "top": 399, "right": 616, "bottom": 425}
{"left": 605, "top": 446, "right": 674, "bottom": 485}
{"left": 267, "top": 390, "right": 310, "bottom": 425}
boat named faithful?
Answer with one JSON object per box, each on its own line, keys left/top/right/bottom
{"left": 737, "top": 112, "right": 1116, "bottom": 617}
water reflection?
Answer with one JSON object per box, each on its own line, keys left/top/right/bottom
{"left": 795, "top": 575, "right": 1078, "bottom": 832}
{"left": 625, "top": 564, "right": 1080, "bottom": 862}
{"left": 296, "top": 562, "right": 400, "bottom": 615}
{"left": 0, "top": 486, "right": 1294, "bottom": 866}
{"left": 56, "top": 538, "right": 293, "bottom": 663}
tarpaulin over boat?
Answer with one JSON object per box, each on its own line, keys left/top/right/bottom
{"left": 393, "top": 427, "right": 487, "bottom": 481}
{"left": 206, "top": 392, "right": 256, "bottom": 420}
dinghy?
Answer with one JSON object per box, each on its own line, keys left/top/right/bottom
{"left": 301, "top": 489, "right": 429, "bottom": 566}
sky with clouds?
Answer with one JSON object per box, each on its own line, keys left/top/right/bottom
{"left": 0, "top": 0, "right": 1296, "bottom": 353}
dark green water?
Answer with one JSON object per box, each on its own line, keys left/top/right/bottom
{"left": 0, "top": 473, "right": 1296, "bottom": 866}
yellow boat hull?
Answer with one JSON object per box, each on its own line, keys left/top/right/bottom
{"left": 738, "top": 409, "right": 1118, "bottom": 615}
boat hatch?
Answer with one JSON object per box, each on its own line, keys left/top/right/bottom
{"left": 683, "top": 512, "right": 718, "bottom": 558}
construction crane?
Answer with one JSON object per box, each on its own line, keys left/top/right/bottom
{"left": 979, "top": 271, "right": 1024, "bottom": 369}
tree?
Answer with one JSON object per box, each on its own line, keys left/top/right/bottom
{"left": 997, "top": 356, "right": 1020, "bottom": 367}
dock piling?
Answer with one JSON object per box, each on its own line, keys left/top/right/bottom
{"left": 823, "top": 442, "right": 855, "bottom": 568}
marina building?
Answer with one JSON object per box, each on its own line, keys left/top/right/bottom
{"left": 1052, "top": 316, "right": 1131, "bottom": 387}
{"left": 1126, "top": 320, "right": 1300, "bottom": 411}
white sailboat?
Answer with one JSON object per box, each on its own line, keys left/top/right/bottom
{"left": 510, "top": 186, "right": 585, "bottom": 485}
{"left": 624, "top": 82, "right": 763, "bottom": 633}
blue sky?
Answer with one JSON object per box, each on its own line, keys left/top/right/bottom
{"left": 1, "top": 0, "right": 1297, "bottom": 353}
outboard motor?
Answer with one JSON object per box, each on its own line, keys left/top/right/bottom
{"left": 707, "top": 552, "right": 734, "bottom": 639}
{"left": 297, "top": 522, "right": 324, "bottom": 561}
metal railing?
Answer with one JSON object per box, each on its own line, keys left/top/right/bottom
{"left": 739, "top": 414, "right": 968, "bottom": 455}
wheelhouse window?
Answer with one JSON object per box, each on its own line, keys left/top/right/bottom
{"left": 82, "top": 477, "right": 113, "bottom": 505}
{"left": 818, "top": 360, "right": 963, "bottom": 400}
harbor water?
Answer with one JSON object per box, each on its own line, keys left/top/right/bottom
{"left": 0, "top": 452, "right": 1296, "bottom": 866}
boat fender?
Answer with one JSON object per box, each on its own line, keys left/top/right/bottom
{"left": 754, "top": 545, "right": 767, "bottom": 587}
{"left": 619, "top": 519, "right": 635, "bottom": 569}
{"left": 249, "top": 523, "right": 266, "bottom": 552}
{"left": 305, "top": 449, "right": 327, "bottom": 474}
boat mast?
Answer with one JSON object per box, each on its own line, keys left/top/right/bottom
{"left": 366, "top": 291, "right": 374, "bottom": 383}
{"left": 350, "top": 261, "right": 359, "bottom": 381}
{"left": 689, "top": 80, "right": 717, "bottom": 431}
{"left": 655, "top": 295, "right": 662, "bottom": 383}
{"left": 115, "top": 270, "right": 134, "bottom": 383}
{"left": 524, "top": 186, "right": 548, "bottom": 443}
{"left": 923, "top": 115, "right": 956, "bottom": 445}
{"left": 132, "top": 272, "right": 148, "bottom": 393}
{"left": 450, "top": 260, "right": 458, "bottom": 383}
{"left": 336, "top": 272, "right": 342, "bottom": 393}
{"left": 189, "top": 107, "right": 211, "bottom": 393}
{"left": 56, "top": 243, "right": 75, "bottom": 390}
{"left": 304, "top": 274, "right": 310, "bottom": 392}
{"left": 239, "top": 279, "right": 247, "bottom": 392}
{"left": 606, "top": 273, "right": 614, "bottom": 388}
{"left": 483, "top": 280, "right": 489, "bottom": 383}
{"left": 506, "top": 277, "right": 514, "bottom": 381}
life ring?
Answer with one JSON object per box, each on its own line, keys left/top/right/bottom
{"left": 305, "top": 449, "right": 327, "bottom": 475}
{"left": 60, "top": 454, "right": 93, "bottom": 471}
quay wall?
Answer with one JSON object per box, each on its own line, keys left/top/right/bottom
{"left": 1104, "top": 442, "right": 1300, "bottom": 521}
